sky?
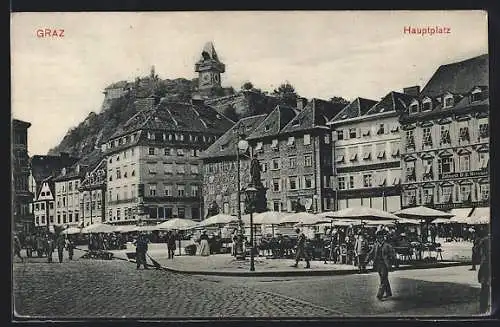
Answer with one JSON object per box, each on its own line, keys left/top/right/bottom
{"left": 11, "top": 11, "right": 488, "bottom": 156}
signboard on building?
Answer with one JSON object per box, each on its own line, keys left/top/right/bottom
{"left": 439, "top": 169, "right": 488, "bottom": 180}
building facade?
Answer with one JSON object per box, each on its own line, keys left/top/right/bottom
{"left": 201, "top": 99, "right": 345, "bottom": 215}
{"left": 328, "top": 94, "right": 412, "bottom": 212}
{"left": 33, "top": 178, "right": 56, "bottom": 230}
{"left": 103, "top": 100, "right": 234, "bottom": 224}
{"left": 400, "top": 54, "right": 489, "bottom": 212}
{"left": 53, "top": 165, "right": 86, "bottom": 227}
{"left": 79, "top": 159, "right": 107, "bottom": 227}
{"left": 12, "top": 119, "right": 33, "bottom": 235}
{"left": 201, "top": 115, "right": 268, "bottom": 216}
{"left": 194, "top": 42, "right": 226, "bottom": 98}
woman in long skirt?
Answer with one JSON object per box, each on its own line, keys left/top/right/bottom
{"left": 199, "top": 231, "right": 210, "bottom": 256}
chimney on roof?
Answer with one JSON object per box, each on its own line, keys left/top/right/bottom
{"left": 403, "top": 86, "right": 421, "bottom": 96}
{"left": 296, "top": 97, "right": 308, "bottom": 111}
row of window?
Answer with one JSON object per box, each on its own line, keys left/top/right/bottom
{"left": 408, "top": 89, "right": 484, "bottom": 114}
{"left": 35, "top": 212, "right": 80, "bottom": 225}
{"left": 147, "top": 147, "right": 200, "bottom": 157}
{"left": 405, "top": 121, "right": 488, "bottom": 151}
{"left": 55, "top": 180, "right": 80, "bottom": 194}
{"left": 107, "top": 131, "right": 215, "bottom": 150}
{"left": 147, "top": 163, "right": 199, "bottom": 176}
{"left": 336, "top": 142, "right": 400, "bottom": 164}
{"left": 109, "top": 164, "right": 136, "bottom": 181}
{"left": 108, "top": 183, "right": 200, "bottom": 200}
{"left": 404, "top": 152, "right": 489, "bottom": 182}
{"left": 337, "top": 171, "right": 401, "bottom": 190}
{"left": 34, "top": 201, "right": 54, "bottom": 211}
{"left": 336, "top": 123, "right": 398, "bottom": 141}
{"left": 56, "top": 195, "right": 80, "bottom": 208}
{"left": 403, "top": 183, "right": 489, "bottom": 206}
{"left": 253, "top": 134, "right": 313, "bottom": 153}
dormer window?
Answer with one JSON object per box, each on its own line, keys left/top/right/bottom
{"left": 443, "top": 94, "right": 454, "bottom": 108}
{"left": 271, "top": 139, "right": 279, "bottom": 150}
{"left": 255, "top": 142, "right": 263, "bottom": 152}
{"left": 265, "top": 124, "right": 271, "bottom": 132}
{"left": 409, "top": 100, "right": 419, "bottom": 114}
{"left": 471, "top": 88, "right": 482, "bottom": 102}
{"left": 287, "top": 137, "right": 295, "bottom": 146}
{"left": 422, "top": 98, "right": 432, "bottom": 111}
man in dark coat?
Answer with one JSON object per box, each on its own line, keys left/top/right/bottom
{"left": 13, "top": 235, "right": 23, "bottom": 262}
{"left": 56, "top": 234, "right": 66, "bottom": 263}
{"left": 134, "top": 233, "right": 149, "bottom": 269}
{"left": 167, "top": 231, "right": 177, "bottom": 259}
{"left": 477, "top": 230, "right": 490, "bottom": 314}
{"left": 291, "top": 228, "right": 310, "bottom": 269}
{"left": 366, "top": 230, "right": 396, "bottom": 300}
{"left": 470, "top": 233, "right": 481, "bottom": 271}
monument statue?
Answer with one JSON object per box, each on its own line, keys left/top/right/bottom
{"left": 206, "top": 200, "right": 220, "bottom": 218}
{"left": 250, "top": 155, "right": 262, "bottom": 187}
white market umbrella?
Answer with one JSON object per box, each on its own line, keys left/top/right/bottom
{"left": 81, "top": 223, "right": 115, "bottom": 234}
{"left": 281, "top": 212, "right": 330, "bottom": 226}
{"left": 115, "top": 225, "right": 139, "bottom": 233}
{"left": 331, "top": 206, "right": 400, "bottom": 221}
{"left": 432, "top": 218, "right": 452, "bottom": 224}
{"left": 198, "top": 214, "right": 238, "bottom": 227}
{"left": 61, "top": 227, "right": 81, "bottom": 235}
{"left": 467, "top": 207, "right": 490, "bottom": 225}
{"left": 252, "top": 211, "right": 288, "bottom": 225}
{"left": 394, "top": 206, "right": 454, "bottom": 221}
{"left": 156, "top": 218, "right": 199, "bottom": 231}
{"left": 395, "top": 217, "right": 422, "bottom": 225}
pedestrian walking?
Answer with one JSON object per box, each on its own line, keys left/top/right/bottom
{"left": 56, "top": 234, "right": 65, "bottom": 263}
{"left": 46, "top": 234, "right": 54, "bottom": 263}
{"left": 198, "top": 230, "right": 210, "bottom": 256}
{"left": 36, "top": 234, "right": 44, "bottom": 257}
{"left": 470, "top": 233, "right": 481, "bottom": 271}
{"left": 25, "top": 234, "right": 33, "bottom": 258}
{"left": 365, "top": 230, "right": 396, "bottom": 300}
{"left": 477, "top": 229, "right": 490, "bottom": 314}
{"left": 66, "top": 237, "right": 74, "bottom": 260}
{"left": 134, "top": 232, "right": 149, "bottom": 270}
{"left": 167, "top": 231, "right": 177, "bottom": 259}
{"left": 291, "top": 228, "right": 310, "bottom": 269}
{"left": 13, "top": 234, "right": 23, "bottom": 262}
{"left": 429, "top": 224, "right": 437, "bottom": 244}
{"left": 354, "top": 233, "right": 369, "bottom": 273}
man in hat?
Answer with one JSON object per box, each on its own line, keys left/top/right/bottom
{"left": 366, "top": 230, "right": 396, "bottom": 300}
{"left": 291, "top": 228, "right": 310, "bottom": 269}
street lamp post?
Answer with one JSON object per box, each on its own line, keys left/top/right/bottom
{"left": 235, "top": 126, "right": 249, "bottom": 260}
{"left": 244, "top": 185, "right": 258, "bottom": 272}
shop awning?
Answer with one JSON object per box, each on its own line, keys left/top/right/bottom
{"left": 467, "top": 207, "right": 490, "bottom": 225}
{"left": 449, "top": 208, "right": 473, "bottom": 223}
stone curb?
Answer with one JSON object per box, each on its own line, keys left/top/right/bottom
{"left": 79, "top": 248, "right": 472, "bottom": 277}
{"left": 148, "top": 260, "right": 472, "bottom": 277}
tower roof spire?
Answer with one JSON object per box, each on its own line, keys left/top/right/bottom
{"left": 201, "top": 42, "right": 219, "bottom": 62}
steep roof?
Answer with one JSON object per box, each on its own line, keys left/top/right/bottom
{"left": 53, "top": 163, "right": 87, "bottom": 182}
{"left": 330, "top": 97, "right": 378, "bottom": 122}
{"left": 421, "top": 54, "right": 488, "bottom": 97}
{"left": 108, "top": 100, "right": 234, "bottom": 141}
{"left": 247, "top": 105, "right": 297, "bottom": 140}
{"left": 201, "top": 114, "right": 267, "bottom": 159}
{"left": 281, "top": 98, "right": 345, "bottom": 133}
{"left": 30, "top": 154, "right": 80, "bottom": 184}
{"left": 365, "top": 91, "right": 415, "bottom": 115}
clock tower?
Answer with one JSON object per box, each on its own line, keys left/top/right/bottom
{"left": 194, "top": 42, "right": 225, "bottom": 97}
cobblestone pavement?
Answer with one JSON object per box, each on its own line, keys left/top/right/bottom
{"left": 13, "top": 253, "right": 483, "bottom": 319}
{"left": 13, "top": 256, "right": 342, "bottom": 318}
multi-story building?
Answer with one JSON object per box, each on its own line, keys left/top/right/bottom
{"left": 32, "top": 177, "right": 56, "bottom": 230}
{"left": 78, "top": 159, "right": 107, "bottom": 227}
{"left": 328, "top": 94, "right": 413, "bottom": 212}
{"left": 29, "top": 153, "right": 80, "bottom": 197}
{"left": 400, "top": 54, "right": 489, "bottom": 213}
{"left": 53, "top": 164, "right": 86, "bottom": 227}
{"left": 201, "top": 98, "right": 345, "bottom": 215}
{"left": 12, "top": 119, "right": 33, "bottom": 235}
{"left": 201, "top": 114, "right": 269, "bottom": 216}
{"left": 103, "top": 99, "right": 234, "bottom": 224}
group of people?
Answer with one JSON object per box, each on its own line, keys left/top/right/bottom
{"left": 88, "top": 233, "right": 126, "bottom": 251}
{"left": 13, "top": 232, "right": 75, "bottom": 263}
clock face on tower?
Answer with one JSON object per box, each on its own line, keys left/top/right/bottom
{"left": 213, "top": 73, "right": 220, "bottom": 84}
{"left": 200, "top": 72, "right": 211, "bottom": 86}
